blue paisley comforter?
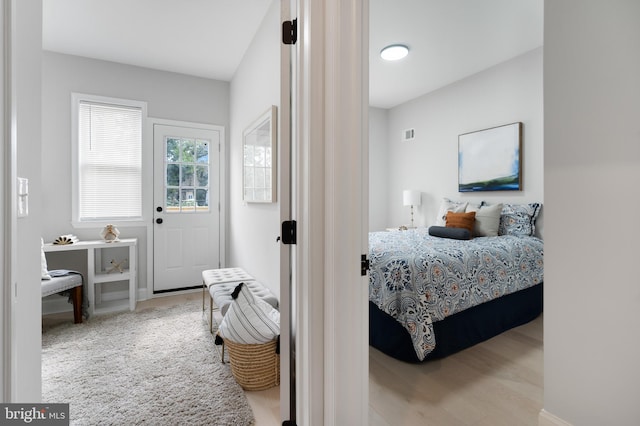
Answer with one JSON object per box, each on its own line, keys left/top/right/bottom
{"left": 368, "top": 228, "right": 543, "bottom": 361}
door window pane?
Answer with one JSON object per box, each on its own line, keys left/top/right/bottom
{"left": 165, "top": 136, "right": 210, "bottom": 212}
{"left": 166, "top": 188, "right": 179, "bottom": 211}
{"left": 196, "top": 140, "right": 209, "bottom": 163}
{"left": 166, "top": 138, "right": 180, "bottom": 161}
{"left": 181, "top": 165, "right": 195, "bottom": 186}
{"left": 181, "top": 189, "right": 196, "bottom": 212}
{"left": 196, "top": 165, "right": 208, "bottom": 186}
{"left": 196, "top": 188, "right": 209, "bottom": 207}
{"left": 166, "top": 164, "right": 179, "bottom": 186}
{"left": 182, "top": 139, "right": 195, "bottom": 162}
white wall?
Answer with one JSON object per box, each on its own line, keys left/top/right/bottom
{"left": 368, "top": 107, "right": 389, "bottom": 232}
{"left": 41, "top": 52, "right": 230, "bottom": 296}
{"left": 543, "top": 1, "right": 640, "bottom": 424}
{"left": 370, "top": 48, "right": 543, "bottom": 233}
{"left": 228, "top": 1, "right": 280, "bottom": 298}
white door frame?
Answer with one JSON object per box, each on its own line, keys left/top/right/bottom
{"left": 294, "top": 0, "right": 369, "bottom": 423}
{"left": 279, "top": 0, "right": 295, "bottom": 421}
{"left": 146, "top": 118, "right": 226, "bottom": 299}
{"left": 1, "top": 0, "right": 12, "bottom": 401}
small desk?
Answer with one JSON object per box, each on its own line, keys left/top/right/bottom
{"left": 44, "top": 239, "right": 137, "bottom": 316}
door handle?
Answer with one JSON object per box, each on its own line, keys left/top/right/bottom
{"left": 156, "top": 218, "right": 163, "bottom": 224}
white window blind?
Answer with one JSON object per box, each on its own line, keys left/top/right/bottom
{"left": 78, "top": 101, "right": 142, "bottom": 221}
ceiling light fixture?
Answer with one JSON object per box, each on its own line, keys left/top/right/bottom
{"left": 380, "top": 44, "right": 409, "bottom": 61}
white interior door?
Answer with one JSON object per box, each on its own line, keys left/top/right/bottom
{"left": 153, "top": 123, "right": 221, "bottom": 292}
{"left": 295, "top": 0, "right": 369, "bottom": 423}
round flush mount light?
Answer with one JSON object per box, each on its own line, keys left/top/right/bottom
{"left": 380, "top": 44, "right": 409, "bottom": 61}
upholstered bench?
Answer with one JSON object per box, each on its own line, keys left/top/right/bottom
{"left": 210, "top": 280, "right": 279, "bottom": 316}
{"left": 41, "top": 274, "right": 83, "bottom": 324}
{"left": 202, "top": 268, "right": 256, "bottom": 333}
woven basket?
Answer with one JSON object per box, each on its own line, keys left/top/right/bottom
{"left": 224, "top": 338, "right": 280, "bottom": 391}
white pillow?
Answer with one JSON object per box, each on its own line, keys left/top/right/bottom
{"left": 219, "top": 283, "right": 280, "bottom": 344}
{"left": 466, "top": 203, "right": 503, "bottom": 237}
{"left": 41, "top": 238, "right": 51, "bottom": 280}
{"left": 434, "top": 198, "right": 468, "bottom": 226}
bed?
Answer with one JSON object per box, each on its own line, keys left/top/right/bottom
{"left": 368, "top": 203, "right": 543, "bottom": 363}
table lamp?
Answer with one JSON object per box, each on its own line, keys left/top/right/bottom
{"left": 403, "top": 190, "right": 421, "bottom": 228}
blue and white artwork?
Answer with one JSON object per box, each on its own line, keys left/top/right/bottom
{"left": 458, "top": 122, "right": 522, "bottom": 192}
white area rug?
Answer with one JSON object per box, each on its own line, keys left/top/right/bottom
{"left": 42, "top": 299, "right": 255, "bottom": 425}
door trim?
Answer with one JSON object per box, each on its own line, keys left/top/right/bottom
{"left": 280, "top": 0, "right": 295, "bottom": 422}
{"left": 146, "top": 118, "right": 226, "bottom": 299}
{"left": 2, "top": 0, "right": 14, "bottom": 401}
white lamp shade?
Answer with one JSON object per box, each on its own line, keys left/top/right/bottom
{"left": 403, "top": 190, "right": 421, "bottom": 207}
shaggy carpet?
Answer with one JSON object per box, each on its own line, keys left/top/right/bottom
{"left": 42, "top": 299, "right": 255, "bottom": 425}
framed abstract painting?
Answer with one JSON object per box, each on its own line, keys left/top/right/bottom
{"left": 458, "top": 122, "right": 522, "bottom": 192}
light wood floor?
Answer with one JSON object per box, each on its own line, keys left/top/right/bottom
{"left": 370, "top": 315, "right": 543, "bottom": 426}
{"left": 43, "top": 293, "right": 542, "bottom": 425}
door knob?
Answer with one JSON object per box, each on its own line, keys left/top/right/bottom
{"left": 156, "top": 218, "right": 163, "bottom": 224}
{"left": 156, "top": 206, "right": 163, "bottom": 212}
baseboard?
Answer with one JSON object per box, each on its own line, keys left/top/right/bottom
{"left": 138, "top": 288, "right": 148, "bottom": 301}
{"left": 43, "top": 290, "right": 132, "bottom": 316}
{"left": 43, "top": 287, "right": 193, "bottom": 315}
{"left": 99, "top": 289, "right": 129, "bottom": 303}
{"left": 539, "top": 409, "right": 573, "bottom": 426}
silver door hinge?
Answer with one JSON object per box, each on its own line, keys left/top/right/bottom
{"left": 282, "top": 19, "right": 297, "bottom": 45}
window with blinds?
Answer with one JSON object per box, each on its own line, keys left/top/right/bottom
{"left": 74, "top": 95, "right": 145, "bottom": 222}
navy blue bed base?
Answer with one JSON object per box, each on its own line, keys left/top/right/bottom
{"left": 369, "top": 283, "right": 543, "bottom": 363}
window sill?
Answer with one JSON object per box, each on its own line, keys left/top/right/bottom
{"left": 72, "top": 218, "right": 148, "bottom": 229}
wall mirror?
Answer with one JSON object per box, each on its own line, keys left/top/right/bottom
{"left": 243, "top": 106, "right": 277, "bottom": 203}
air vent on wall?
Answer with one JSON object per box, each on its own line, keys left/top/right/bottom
{"left": 402, "top": 128, "right": 415, "bottom": 142}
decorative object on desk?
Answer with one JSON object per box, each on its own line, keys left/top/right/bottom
{"left": 403, "top": 189, "right": 422, "bottom": 228}
{"left": 100, "top": 224, "right": 120, "bottom": 242}
{"left": 53, "top": 234, "right": 79, "bottom": 245}
{"left": 107, "top": 259, "right": 127, "bottom": 274}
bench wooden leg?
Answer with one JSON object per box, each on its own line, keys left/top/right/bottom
{"left": 71, "top": 285, "right": 83, "bottom": 324}
{"left": 210, "top": 293, "right": 214, "bottom": 334}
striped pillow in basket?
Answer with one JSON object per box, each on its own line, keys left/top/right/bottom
{"left": 219, "top": 283, "right": 280, "bottom": 344}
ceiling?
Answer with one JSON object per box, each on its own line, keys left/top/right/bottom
{"left": 42, "top": 0, "right": 543, "bottom": 110}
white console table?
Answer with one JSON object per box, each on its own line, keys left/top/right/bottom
{"left": 44, "top": 238, "right": 137, "bottom": 315}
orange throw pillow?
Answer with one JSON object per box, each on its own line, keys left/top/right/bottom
{"left": 445, "top": 211, "right": 476, "bottom": 235}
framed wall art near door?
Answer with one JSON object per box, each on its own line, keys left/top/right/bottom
{"left": 243, "top": 106, "right": 277, "bottom": 203}
{"left": 458, "top": 122, "right": 522, "bottom": 192}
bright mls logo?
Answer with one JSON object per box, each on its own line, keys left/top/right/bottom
{"left": 1, "top": 404, "right": 69, "bottom": 425}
